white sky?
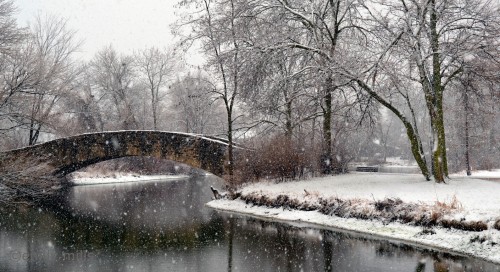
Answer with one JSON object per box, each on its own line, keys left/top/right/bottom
{"left": 13, "top": 0, "right": 201, "bottom": 63}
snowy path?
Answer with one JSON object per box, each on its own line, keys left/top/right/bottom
{"left": 208, "top": 172, "right": 500, "bottom": 264}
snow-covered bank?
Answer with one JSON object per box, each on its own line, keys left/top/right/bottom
{"left": 207, "top": 173, "right": 500, "bottom": 264}
{"left": 69, "top": 173, "right": 189, "bottom": 185}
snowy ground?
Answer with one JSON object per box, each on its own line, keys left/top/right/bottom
{"left": 207, "top": 172, "right": 500, "bottom": 264}
{"left": 69, "top": 172, "right": 189, "bottom": 185}
{"left": 451, "top": 169, "right": 500, "bottom": 179}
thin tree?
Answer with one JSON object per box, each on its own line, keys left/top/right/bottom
{"left": 176, "top": 0, "right": 245, "bottom": 181}
{"left": 135, "top": 47, "right": 176, "bottom": 130}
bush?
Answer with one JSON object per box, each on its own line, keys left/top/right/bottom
{"left": 494, "top": 219, "right": 500, "bottom": 231}
{"left": 235, "top": 136, "right": 306, "bottom": 183}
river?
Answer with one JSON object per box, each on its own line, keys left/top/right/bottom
{"left": 0, "top": 176, "right": 499, "bottom": 272}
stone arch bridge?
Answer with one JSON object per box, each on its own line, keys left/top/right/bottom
{"left": 0, "top": 131, "right": 233, "bottom": 193}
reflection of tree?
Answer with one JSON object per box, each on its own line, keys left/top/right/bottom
{"left": 227, "top": 218, "right": 234, "bottom": 272}
{"left": 47, "top": 205, "right": 225, "bottom": 252}
{"left": 1, "top": 204, "right": 498, "bottom": 271}
{"left": 225, "top": 218, "right": 323, "bottom": 271}
{"left": 0, "top": 177, "right": 228, "bottom": 253}
{"left": 374, "top": 242, "right": 415, "bottom": 259}
{"left": 321, "top": 230, "right": 333, "bottom": 272}
{"left": 276, "top": 224, "right": 306, "bottom": 271}
{"left": 414, "top": 261, "right": 425, "bottom": 272}
{"left": 433, "top": 255, "right": 449, "bottom": 272}
{"left": 2, "top": 174, "right": 498, "bottom": 272}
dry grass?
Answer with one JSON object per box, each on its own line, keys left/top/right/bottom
{"left": 494, "top": 219, "right": 500, "bottom": 231}
{"left": 434, "top": 195, "right": 462, "bottom": 210}
{"left": 303, "top": 189, "right": 320, "bottom": 198}
{"left": 440, "top": 219, "right": 488, "bottom": 232}
{"left": 0, "top": 153, "right": 64, "bottom": 205}
{"left": 231, "top": 191, "right": 494, "bottom": 232}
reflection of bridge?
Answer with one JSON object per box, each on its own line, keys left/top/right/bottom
{"left": 0, "top": 131, "right": 231, "bottom": 190}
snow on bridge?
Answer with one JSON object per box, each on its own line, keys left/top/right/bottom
{"left": 0, "top": 131, "right": 234, "bottom": 194}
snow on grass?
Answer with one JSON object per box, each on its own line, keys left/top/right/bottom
{"left": 69, "top": 172, "right": 189, "bottom": 186}
{"left": 237, "top": 173, "right": 500, "bottom": 222}
{"left": 207, "top": 173, "right": 500, "bottom": 264}
{"left": 451, "top": 169, "right": 500, "bottom": 179}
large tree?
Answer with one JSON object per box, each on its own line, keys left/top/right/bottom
{"left": 258, "top": 0, "right": 363, "bottom": 173}
{"left": 0, "top": 0, "right": 28, "bottom": 146}
{"left": 352, "top": 0, "right": 500, "bottom": 182}
{"left": 24, "top": 15, "right": 80, "bottom": 145}
{"left": 216, "top": 0, "right": 500, "bottom": 182}
{"left": 0, "top": 14, "right": 80, "bottom": 146}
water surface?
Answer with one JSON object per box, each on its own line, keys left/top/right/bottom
{"left": 0, "top": 176, "right": 499, "bottom": 271}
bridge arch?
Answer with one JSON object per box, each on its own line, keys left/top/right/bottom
{"left": 0, "top": 131, "right": 230, "bottom": 183}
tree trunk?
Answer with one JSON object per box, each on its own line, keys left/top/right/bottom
{"left": 426, "top": 95, "right": 447, "bottom": 183}
{"left": 354, "top": 79, "right": 431, "bottom": 181}
{"left": 227, "top": 107, "right": 234, "bottom": 179}
{"left": 429, "top": 112, "right": 446, "bottom": 183}
{"left": 152, "top": 92, "right": 158, "bottom": 130}
{"left": 403, "top": 119, "right": 431, "bottom": 181}
{"left": 428, "top": 0, "right": 447, "bottom": 183}
{"left": 29, "top": 122, "right": 41, "bottom": 146}
{"left": 285, "top": 99, "right": 293, "bottom": 140}
{"left": 322, "top": 76, "right": 333, "bottom": 174}
{"left": 464, "top": 92, "right": 472, "bottom": 176}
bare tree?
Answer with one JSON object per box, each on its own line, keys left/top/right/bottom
{"left": 351, "top": 0, "right": 500, "bottom": 182}
{"left": 176, "top": 0, "right": 249, "bottom": 181}
{"left": 239, "top": 48, "right": 319, "bottom": 140}
{"left": 0, "top": 0, "right": 28, "bottom": 145}
{"left": 234, "top": 0, "right": 368, "bottom": 173}
{"left": 23, "top": 15, "right": 80, "bottom": 145}
{"left": 0, "top": 0, "right": 24, "bottom": 55}
{"left": 220, "top": 0, "right": 500, "bottom": 182}
{"left": 88, "top": 46, "right": 139, "bottom": 130}
{"left": 58, "top": 65, "right": 104, "bottom": 135}
{"left": 169, "top": 72, "right": 225, "bottom": 134}
{"left": 447, "top": 50, "right": 500, "bottom": 174}
{"left": 0, "top": 14, "right": 80, "bottom": 146}
{"left": 135, "top": 47, "right": 177, "bottom": 130}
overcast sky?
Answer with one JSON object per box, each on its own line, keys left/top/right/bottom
{"left": 13, "top": 0, "right": 191, "bottom": 62}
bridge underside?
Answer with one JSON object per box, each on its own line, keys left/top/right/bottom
{"left": 0, "top": 131, "right": 229, "bottom": 195}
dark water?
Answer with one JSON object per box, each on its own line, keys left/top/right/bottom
{"left": 0, "top": 176, "right": 499, "bottom": 272}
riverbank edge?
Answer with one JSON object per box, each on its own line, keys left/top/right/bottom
{"left": 207, "top": 199, "right": 500, "bottom": 265}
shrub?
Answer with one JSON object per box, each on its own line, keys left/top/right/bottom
{"left": 494, "top": 219, "right": 500, "bottom": 231}
{"left": 235, "top": 135, "right": 306, "bottom": 183}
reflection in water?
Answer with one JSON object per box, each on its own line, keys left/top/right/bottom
{"left": 322, "top": 229, "right": 333, "bottom": 272}
{"left": 0, "top": 175, "right": 499, "bottom": 272}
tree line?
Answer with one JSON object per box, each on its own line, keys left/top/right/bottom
{"left": 176, "top": 0, "right": 500, "bottom": 183}
{"left": 0, "top": 0, "right": 499, "bottom": 184}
